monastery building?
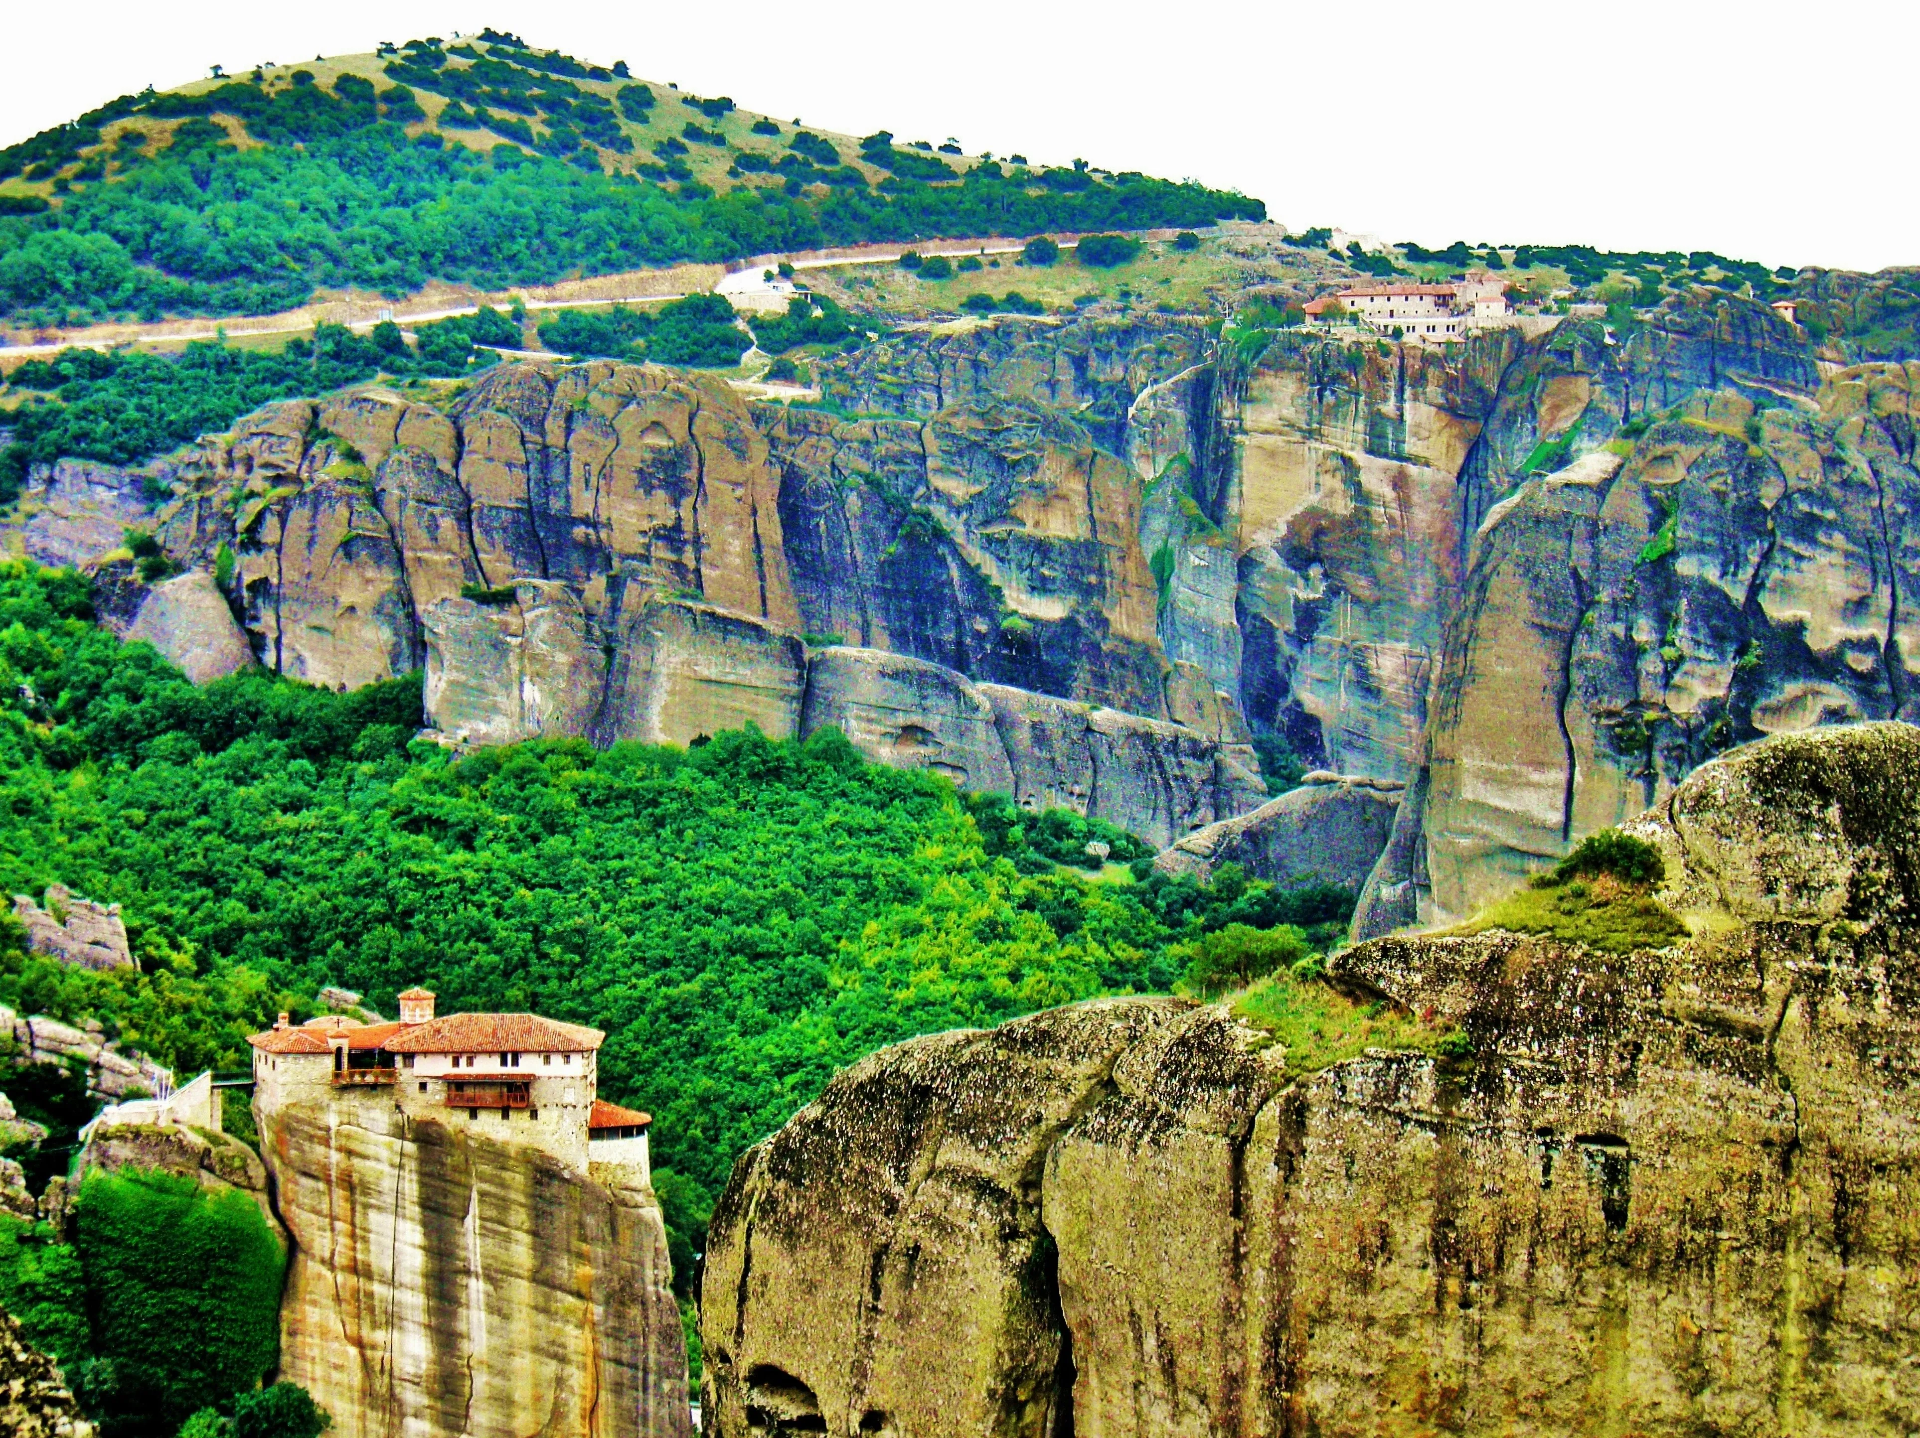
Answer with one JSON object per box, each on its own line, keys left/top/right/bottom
{"left": 248, "top": 987, "right": 651, "bottom": 1178}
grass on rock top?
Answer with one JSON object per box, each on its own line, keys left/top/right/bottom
{"left": 1445, "top": 827, "right": 1688, "bottom": 954}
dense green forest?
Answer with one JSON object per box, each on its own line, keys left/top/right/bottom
{"left": 0, "top": 33, "right": 1263, "bottom": 328}
{"left": 0, "top": 561, "right": 1349, "bottom": 1292}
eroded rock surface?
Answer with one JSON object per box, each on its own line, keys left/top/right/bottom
{"left": 9, "top": 885, "right": 133, "bottom": 972}
{"left": 260, "top": 1096, "right": 688, "bottom": 1438}
{"left": 1154, "top": 772, "right": 1401, "bottom": 888}
{"left": 704, "top": 723, "right": 1920, "bottom": 1437}
{"left": 0, "top": 1309, "right": 92, "bottom": 1438}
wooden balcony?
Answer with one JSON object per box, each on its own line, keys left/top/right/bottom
{"left": 446, "top": 1081, "right": 531, "bottom": 1109}
{"left": 332, "top": 1068, "right": 397, "bottom": 1086}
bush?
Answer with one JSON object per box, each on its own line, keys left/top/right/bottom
{"left": 897, "top": 250, "right": 923, "bottom": 271}
{"left": 1021, "top": 236, "right": 1059, "bottom": 266}
{"left": 1177, "top": 922, "right": 1311, "bottom": 997}
{"left": 232, "top": 1383, "right": 331, "bottom": 1438}
{"left": 1539, "top": 827, "right": 1664, "bottom": 888}
{"left": 918, "top": 255, "right": 953, "bottom": 280}
{"left": 1173, "top": 230, "right": 1201, "bottom": 251}
{"left": 74, "top": 1167, "right": 287, "bottom": 1436}
{"left": 1078, "top": 233, "right": 1142, "bottom": 268}
{"left": 957, "top": 255, "right": 983, "bottom": 272}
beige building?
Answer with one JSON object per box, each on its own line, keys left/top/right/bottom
{"left": 1304, "top": 276, "right": 1514, "bottom": 339}
{"left": 248, "top": 988, "right": 652, "bottom": 1180}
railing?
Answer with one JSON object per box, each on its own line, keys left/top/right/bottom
{"left": 446, "top": 1084, "right": 530, "bottom": 1109}
{"left": 332, "top": 1068, "right": 398, "bottom": 1086}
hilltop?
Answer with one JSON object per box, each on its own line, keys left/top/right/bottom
{"left": 0, "top": 29, "right": 1262, "bottom": 331}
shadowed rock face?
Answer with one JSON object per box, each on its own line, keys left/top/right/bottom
{"left": 703, "top": 723, "right": 1920, "bottom": 1438}
{"left": 1154, "top": 773, "right": 1402, "bottom": 889}
{"left": 259, "top": 1097, "right": 688, "bottom": 1438}
{"left": 0, "top": 1309, "right": 91, "bottom": 1438}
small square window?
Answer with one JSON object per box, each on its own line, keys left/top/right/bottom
{"left": 419, "top": 1083, "right": 427, "bottom": 1093}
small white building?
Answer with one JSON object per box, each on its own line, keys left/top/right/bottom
{"left": 248, "top": 987, "right": 652, "bottom": 1182}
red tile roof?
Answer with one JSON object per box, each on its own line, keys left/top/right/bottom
{"left": 589, "top": 1100, "right": 652, "bottom": 1130}
{"left": 381, "top": 1012, "right": 604, "bottom": 1054}
{"left": 397, "top": 987, "right": 436, "bottom": 1000}
{"left": 248, "top": 1027, "right": 333, "bottom": 1054}
{"left": 346, "top": 1022, "right": 405, "bottom": 1051}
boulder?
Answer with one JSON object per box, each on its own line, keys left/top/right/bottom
{"left": 980, "top": 684, "right": 1265, "bottom": 849}
{"left": 123, "top": 569, "right": 252, "bottom": 684}
{"left": 1153, "top": 773, "right": 1402, "bottom": 889}
{"left": 799, "top": 646, "right": 1015, "bottom": 791}
{"left": 11, "top": 884, "right": 133, "bottom": 971}
{"left": 704, "top": 723, "right": 1920, "bottom": 1437}
{"left": 423, "top": 584, "right": 605, "bottom": 747}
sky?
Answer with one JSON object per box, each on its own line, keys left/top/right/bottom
{"left": 4, "top": 0, "right": 1914, "bottom": 274}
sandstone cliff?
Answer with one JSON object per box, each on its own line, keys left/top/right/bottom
{"left": 257, "top": 1094, "right": 688, "bottom": 1438}
{"left": 74, "top": 293, "right": 1903, "bottom": 884}
{"left": 702, "top": 722, "right": 1920, "bottom": 1437}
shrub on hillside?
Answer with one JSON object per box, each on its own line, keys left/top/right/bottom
{"left": 74, "top": 1168, "right": 287, "bottom": 1436}
{"left": 918, "top": 255, "right": 953, "bottom": 279}
{"left": 232, "top": 1383, "right": 332, "bottom": 1438}
{"left": 1177, "top": 921, "right": 1312, "bottom": 997}
{"left": 1021, "top": 236, "right": 1059, "bottom": 266}
{"left": 1078, "top": 234, "right": 1142, "bottom": 268}
{"left": 1174, "top": 230, "right": 1201, "bottom": 251}
{"left": 1538, "top": 827, "right": 1664, "bottom": 888}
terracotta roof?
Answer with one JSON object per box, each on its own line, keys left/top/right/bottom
{"left": 381, "top": 1012, "right": 604, "bottom": 1054}
{"left": 589, "top": 1099, "right": 652, "bottom": 1130}
{"left": 346, "top": 1022, "right": 405, "bottom": 1051}
{"left": 248, "top": 1027, "right": 333, "bottom": 1054}
{"left": 397, "top": 987, "right": 436, "bottom": 1000}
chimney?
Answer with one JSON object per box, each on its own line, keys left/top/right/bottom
{"left": 275, "top": 1011, "right": 289, "bottom": 1030}
{"left": 398, "top": 988, "right": 436, "bottom": 1025}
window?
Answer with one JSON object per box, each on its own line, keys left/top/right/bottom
{"left": 404, "top": 1054, "right": 414, "bottom": 1069}
{"left": 542, "top": 1054, "right": 551, "bottom": 1066}
{"left": 530, "top": 1108, "right": 538, "bottom": 1119}
{"left": 500, "top": 1052, "right": 508, "bottom": 1066}
{"left": 565, "top": 1054, "right": 574, "bottom": 1065}
{"left": 419, "top": 1083, "right": 427, "bottom": 1093}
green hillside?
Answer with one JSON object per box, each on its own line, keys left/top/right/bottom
{"left": 0, "top": 29, "right": 1263, "bottom": 327}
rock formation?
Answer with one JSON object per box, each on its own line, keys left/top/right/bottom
{"left": 10, "top": 885, "right": 133, "bottom": 972}
{"left": 1153, "top": 772, "right": 1402, "bottom": 889}
{"left": 703, "top": 722, "right": 1920, "bottom": 1437}
{"left": 257, "top": 1094, "right": 689, "bottom": 1438}
{"left": 119, "top": 570, "right": 252, "bottom": 685}
{"left": 34, "top": 294, "right": 1901, "bottom": 883}
{"left": 0, "top": 1309, "right": 92, "bottom": 1438}
{"left": 1, "top": 1005, "right": 173, "bottom": 1101}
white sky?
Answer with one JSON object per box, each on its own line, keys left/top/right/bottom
{"left": 4, "top": 0, "right": 1913, "bottom": 274}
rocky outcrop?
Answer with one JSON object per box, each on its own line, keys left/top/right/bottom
{"left": 0, "top": 1309, "right": 92, "bottom": 1438}
{"left": 703, "top": 722, "right": 1920, "bottom": 1437}
{"left": 77, "top": 1120, "right": 280, "bottom": 1231}
{"left": 1153, "top": 772, "right": 1402, "bottom": 888}
{"left": 1, "top": 1005, "right": 173, "bottom": 1101}
{"left": 258, "top": 1095, "right": 688, "bottom": 1438}
{"left": 9, "top": 886, "right": 133, "bottom": 972}
{"left": 0, "top": 1091, "right": 49, "bottom": 1157}
{"left": 0, "top": 457, "right": 151, "bottom": 570}
{"left": 1410, "top": 371, "right": 1920, "bottom": 924}
{"left": 795, "top": 647, "right": 1265, "bottom": 846}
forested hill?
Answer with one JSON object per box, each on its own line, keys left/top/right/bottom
{"left": 0, "top": 29, "right": 1263, "bottom": 327}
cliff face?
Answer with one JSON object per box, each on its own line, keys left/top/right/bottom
{"left": 257, "top": 1095, "right": 687, "bottom": 1438}
{"left": 701, "top": 722, "right": 1920, "bottom": 1438}
{"left": 118, "top": 294, "right": 1911, "bottom": 881}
